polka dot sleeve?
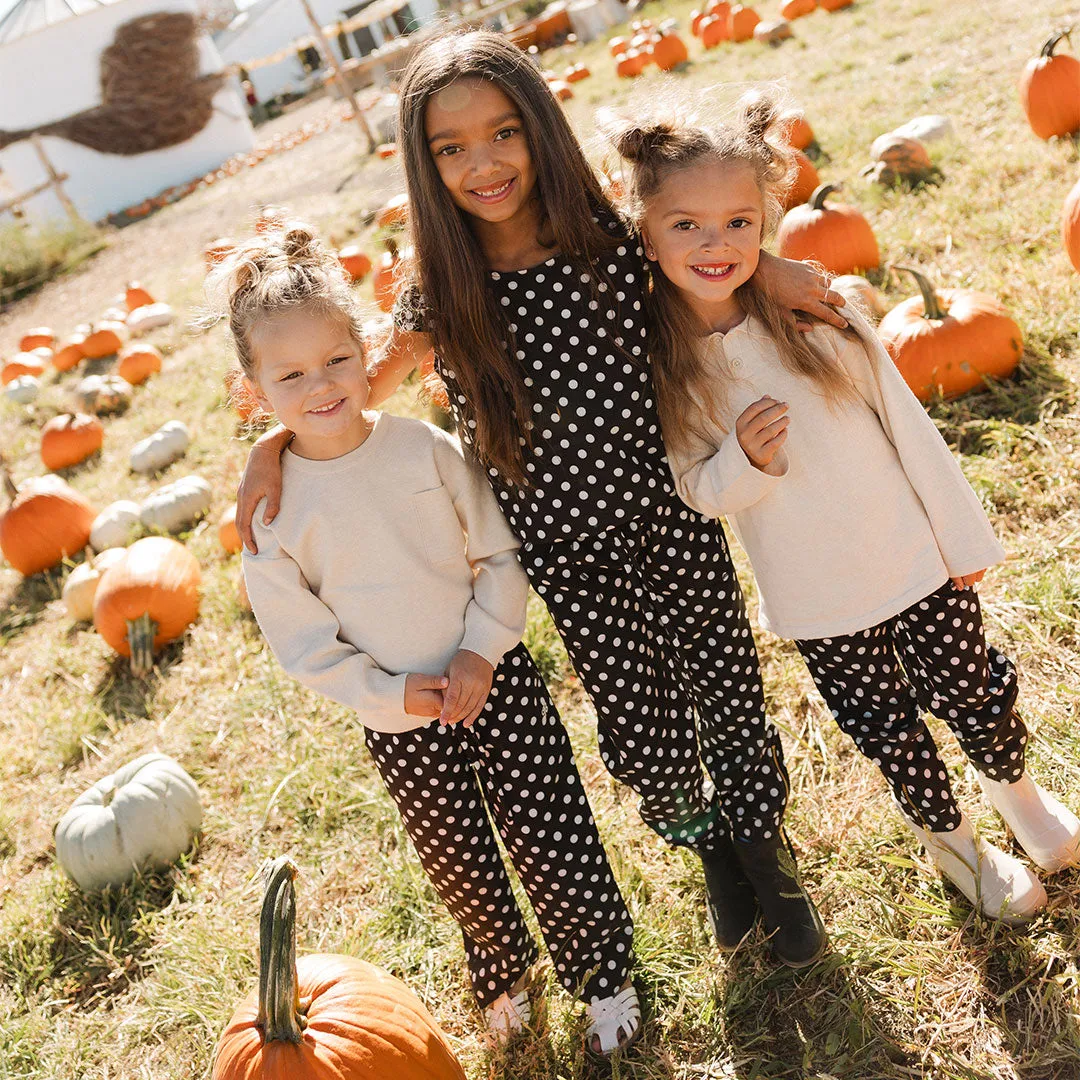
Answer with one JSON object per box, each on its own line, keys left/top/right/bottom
{"left": 392, "top": 282, "right": 428, "bottom": 333}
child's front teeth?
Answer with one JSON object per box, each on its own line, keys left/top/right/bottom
{"left": 697, "top": 265, "right": 733, "bottom": 276}
{"left": 476, "top": 180, "right": 511, "bottom": 196}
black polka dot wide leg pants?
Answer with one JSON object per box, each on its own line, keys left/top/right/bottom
{"left": 524, "top": 491, "right": 788, "bottom": 848}
{"left": 796, "top": 581, "right": 1026, "bottom": 832}
{"left": 363, "top": 644, "right": 634, "bottom": 1008}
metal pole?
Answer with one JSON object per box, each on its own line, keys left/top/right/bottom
{"left": 297, "top": 0, "right": 378, "bottom": 154}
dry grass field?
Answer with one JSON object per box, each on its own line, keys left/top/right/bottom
{"left": 1, "top": 0, "right": 1079, "bottom": 1077}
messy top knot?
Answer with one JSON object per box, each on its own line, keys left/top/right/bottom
{"left": 204, "top": 213, "right": 365, "bottom": 379}
{"left": 601, "top": 87, "right": 796, "bottom": 236}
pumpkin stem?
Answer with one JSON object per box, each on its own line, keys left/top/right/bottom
{"left": 1, "top": 465, "right": 16, "bottom": 504}
{"left": 1040, "top": 29, "right": 1071, "bottom": 57}
{"left": 891, "top": 265, "right": 949, "bottom": 321}
{"left": 808, "top": 182, "right": 841, "bottom": 210}
{"left": 126, "top": 612, "right": 159, "bottom": 677}
{"left": 257, "top": 857, "right": 305, "bottom": 1045}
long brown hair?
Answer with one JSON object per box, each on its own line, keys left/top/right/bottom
{"left": 398, "top": 29, "right": 617, "bottom": 486}
{"left": 604, "top": 91, "right": 859, "bottom": 458}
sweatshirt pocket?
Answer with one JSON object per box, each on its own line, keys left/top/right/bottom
{"left": 412, "top": 486, "right": 465, "bottom": 565}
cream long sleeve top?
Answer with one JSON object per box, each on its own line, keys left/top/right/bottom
{"left": 241, "top": 412, "right": 529, "bottom": 732}
{"left": 667, "top": 304, "right": 1006, "bottom": 640}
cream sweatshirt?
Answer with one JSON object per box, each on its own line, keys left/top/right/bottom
{"left": 242, "top": 412, "right": 529, "bottom": 731}
{"left": 667, "top": 304, "right": 1006, "bottom": 640}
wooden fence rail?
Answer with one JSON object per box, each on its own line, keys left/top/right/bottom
{"left": 0, "top": 136, "right": 80, "bottom": 220}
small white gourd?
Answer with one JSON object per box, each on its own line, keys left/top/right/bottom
{"left": 130, "top": 420, "right": 191, "bottom": 474}
{"left": 126, "top": 302, "right": 175, "bottom": 336}
{"left": 831, "top": 275, "right": 888, "bottom": 319}
{"left": 5, "top": 375, "right": 40, "bottom": 404}
{"left": 890, "top": 114, "right": 954, "bottom": 145}
{"left": 139, "top": 475, "right": 212, "bottom": 533}
{"left": 90, "top": 500, "right": 143, "bottom": 551}
{"left": 73, "top": 374, "right": 133, "bottom": 416}
{"left": 62, "top": 548, "right": 126, "bottom": 621}
{"left": 54, "top": 752, "right": 202, "bottom": 890}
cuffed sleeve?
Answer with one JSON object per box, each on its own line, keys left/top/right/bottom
{"left": 243, "top": 510, "right": 413, "bottom": 732}
{"left": 670, "top": 426, "right": 788, "bottom": 519}
{"left": 825, "top": 306, "right": 1006, "bottom": 577}
{"left": 430, "top": 431, "right": 528, "bottom": 665}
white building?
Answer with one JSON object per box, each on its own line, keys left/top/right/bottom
{"left": 0, "top": 0, "right": 255, "bottom": 224}
{"left": 214, "top": 0, "right": 440, "bottom": 105}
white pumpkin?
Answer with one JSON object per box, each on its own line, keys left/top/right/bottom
{"left": 130, "top": 420, "right": 191, "bottom": 474}
{"left": 890, "top": 114, "right": 953, "bottom": 145}
{"left": 62, "top": 548, "right": 126, "bottom": 621}
{"left": 831, "top": 275, "right": 888, "bottom": 319}
{"left": 54, "top": 752, "right": 202, "bottom": 890}
{"left": 90, "top": 500, "right": 143, "bottom": 551}
{"left": 754, "top": 18, "right": 791, "bottom": 43}
{"left": 126, "top": 302, "right": 175, "bottom": 336}
{"left": 139, "top": 475, "right": 212, "bottom": 533}
{"left": 101, "top": 305, "right": 129, "bottom": 324}
{"left": 73, "top": 374, "right": 133, "bottom": 415}
{"left": 5, "top": 375, "right": 40, "bottom": 404}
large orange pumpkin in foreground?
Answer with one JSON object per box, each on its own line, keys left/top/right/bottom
{"left": 777, "top": 183, "right": 880, "bottom": 275}
{"left": 878, "top": 267, "right": 1023, "bottom": 402}
{"left": 1063, "top": 176, "right": 1080, "bottom": 271}
{"left": 212, "top": 858, "right": 466, "bottom": 1080}
{"left": 1019, "top": 30, "right": 1080, "bottom": 141}
{"left": 93, "top": 536, "right": 201, "bottom": 676}
{"left": 0, "top": 467, "right": 95, "bottom": 576}
{"left": 41, "top": 413, "right": 104, "bottom": 471}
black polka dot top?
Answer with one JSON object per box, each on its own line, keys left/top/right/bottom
{"left": 394, "top": 215, "right": 672, "bottom": 547}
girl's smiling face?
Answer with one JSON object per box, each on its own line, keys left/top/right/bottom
{"left": 425, "top": 77, "right": 537, "bottom": 224}
{"left": 642, "top": 159, "right": 765, "bottom": 331}
{"left": 245, "top": 307, "right": 371, "bottom": 460}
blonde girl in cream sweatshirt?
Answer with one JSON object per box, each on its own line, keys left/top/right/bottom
{"left": 605, "top": 93, "right": 1080, "bottom": 926}
{"left": 210, "top": 220, "right": 637, "bottom": 1051}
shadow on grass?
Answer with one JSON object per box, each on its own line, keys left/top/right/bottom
{"left": 0, "top": 567, "right": 64, "bottom": 647}
{"left": 46, "top": 858, "right": 197, "bottom": 1012}
{"left": 90, "top": 643, "right": 186, "bottom": 726}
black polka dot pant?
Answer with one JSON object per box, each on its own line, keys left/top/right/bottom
{"left": 364, "top": 644, "right": 634, "bottom": 1008}
{"left": 796, "top": 580, "right": 1026, "bottom": 832}
{"left": 524, "top": 491, "right": 788, "bottom": 848}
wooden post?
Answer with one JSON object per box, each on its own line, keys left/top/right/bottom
{"left": 30, "top": 135, "right": 81, "bottom": 220}
{"left": 297, "top": 0, "right": 377, "bottom": 154}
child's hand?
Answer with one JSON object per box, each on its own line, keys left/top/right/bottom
{"left": 440, "top": 650, "right": 494, "bottom": 728}
{"left": 405, "top": 673, "right": 449, "bottom": 717}
{"left": 951, "top": 569, "right": 987, "bottom": 591}
{"left": 237, "top": 428, "right": 291, "bottom": 553}
{"left": 736, "top": 396, "right": 790, "bottom": 470}
{"left": 757, "top": 251, "right": 848, "bottom": 330}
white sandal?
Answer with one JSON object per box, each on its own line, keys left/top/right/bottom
{"left": 585, "top": 984, "right": 642, "bottom": 1056}
{"left": 484, "top": 988, "right": 531, "bottom": 1044}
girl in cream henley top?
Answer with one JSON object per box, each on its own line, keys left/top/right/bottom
{"left": 666, "top": 304, "right": 1006, "bottom": 641}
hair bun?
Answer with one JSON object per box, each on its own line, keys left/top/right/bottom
{"left": 281, "top": 224, "right": 320, "bottom": 261}
{"left": 737, "top": 89, "right": 783, "bottom": 145}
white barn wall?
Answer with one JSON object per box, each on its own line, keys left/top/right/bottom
{"left": 0, "top": 0, "right": 254, "bottom": 223}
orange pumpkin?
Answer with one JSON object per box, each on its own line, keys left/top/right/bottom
{"left": 728, "top": 5, "right": 760, "bottom": 41}
{"left": 862, "top": 133, "right": 934, "bottom": 186}
{"left": 206, "top": 238, "right": 236, "bottom": 272}
{"left": 609, "top": 35, "right": 630, "bottom": 56}
{"left": 82, "top": 321, "right": 129, "bottom": 359}
{"left": 93, "top": 536, "right": 201, "bottom": 676}
{"left": 125, "top": 282, "right": 155, "bottom": 312}
{"left": 1063, "top": 176, "right": 1080, "bottom": 272}
{"left": 41, "top": 413, "right": 104, "bottom": 471}
{"left": 2, "top": 352, "right": 48, "bottom": 385}
{"left": 776, "top": 183, "right": 880, "bottom": 275}
{"left": 116, "top": 343, "right": 163, "bottom": 386}
{"left": 700, "top": 13, "right": 730, "bottom": 47}
{"left": 218, "top": 504, "right": 242, "bottom": 555}
{"left": 705, "top": 0, "right": 731, "bottom": 16}
{"left": 376, "top": 142, "right": 397, "bottom": 159}
{"left": 878, "top": 267, "right": 1023, "bottom": 402}
{"left": 549, "top": 78, "right": 574, "bottom": 101}
{"left": 0, "top": 468, "right": 96, "bottom": 576}
{"left": 52, "top": 333, "right": 88, "bottom": 372}
{"left": 782, "top": 114, "right": 814, "bottom": 151}
{"left": 565, "top": 63, "right": 590, "bottom": 82}
{"left": 19, "top": 327, "right": 54, "bottom": 352}
{"left": 373, "top": 241, "right": 402, "bottom": 313}
{"left": 781, "top": 150, "right": 820, "bottom": 210}
{"left": 375, "top": 193, "right": 409, "bottom": 230}
{"left": 818, "top": 0, "right": 852, "bottom": 8}
{"left": 650, "top": 29, "right": 689, "bottom": 70}
{"left": 226, "top": 371, "right": 262, "bottom": 423}
{"left": 1019, "top": 30, "right": 1080, "bottom": 141}
{"left": 338, "top": 245, "right": 373, "bottom": 283}
{"left": 781, "top": 0, "right": 815, "bottom": 17}
{"left": 211, "top": 858, "right": 466, "bottom": 1080}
